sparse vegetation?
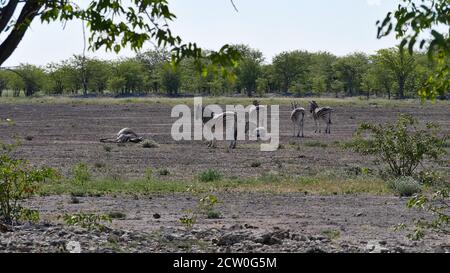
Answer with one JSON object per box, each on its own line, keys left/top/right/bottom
{"left": 388, "top": 176, "right": 422, "bottom": 197}
{"left": 250, "top": 161, "right": 262, "bottom": 168}
{"left": 158, "top": 168, "right": 170, "bottom": 176}
{"left": 61, "top": 212, "right": 111, "bottom": 231}
{"left": 142, "top": 139, "right": 159, "bottom": 149}
{"left": 72, "top": 163, "right": 92, "bottom": 185}
{"left": 0, "top": 150, "right": 56, "bottom": 224}
{"left": 198, "top": 169, "right": 222, "bottom": 182}
{"left": 350, "top": 115, "right": 447, "bottom": 177}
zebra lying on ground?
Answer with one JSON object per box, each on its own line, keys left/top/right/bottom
{"left": 309, "top": 101, "right": 333, "bottom": 134}
{"left": 100, "top": 128, "right": 144, "bottom": 143}
{"left": 290, "top": 102, "right": 305, "bottom": 138}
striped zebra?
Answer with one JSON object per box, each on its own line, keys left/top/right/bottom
{"left": 309, "top": 101, "right": 333, "bottom": 134}
{"left": 290, "top": 102, "right": 305, "bottom": 138}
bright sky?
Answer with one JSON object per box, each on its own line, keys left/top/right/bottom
{"left": 3, "top": 0, "right": 400, "bottom": 67}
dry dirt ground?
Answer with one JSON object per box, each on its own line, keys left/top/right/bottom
{"left": 0, "top": 100, "right": 449, "bottom": 253}
{"left": 1, "top": 101, "right": 449, "bottom": 179}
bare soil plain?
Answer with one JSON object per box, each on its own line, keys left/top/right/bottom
{"left": 0, "top": 98, "right": 449, "bottom": 253}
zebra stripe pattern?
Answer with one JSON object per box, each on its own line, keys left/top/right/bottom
{"left": 290, "top": 102, "right": 305, "bottom": 138}
{"left": 309, "top": 101, "right": 333, "bottom": 134}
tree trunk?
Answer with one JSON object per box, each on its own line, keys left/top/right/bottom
{"left": 397, "top": 78, "right": 405, "bottom": 99}
{"left": 0, "top": 1, "right": 43, "bottom": 66}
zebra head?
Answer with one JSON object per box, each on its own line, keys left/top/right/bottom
{"left": 309, "top": 101, "right": 319, "bottom": 113}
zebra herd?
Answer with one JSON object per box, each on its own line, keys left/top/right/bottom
{"left": 101, "top": 100, "right": 334, "bottom": 150}
{"left": 291, "top": 100, "right": 334, "bottom": 137}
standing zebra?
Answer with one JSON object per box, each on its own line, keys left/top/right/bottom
{"left": 290, "top": 102, "right": 305, "bottom": 138}
{"left": 197, "top": 105, "right": 249, "bottom": 150}
{"left": 309, "top": 101, "right": 333, "bottom": 134}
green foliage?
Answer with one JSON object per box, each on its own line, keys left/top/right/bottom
{"left": 144, "top": 168, "right": 153, "bottom": 181}
{"left": 0, "top": 153, "right": 56, "bottom": 224}
{"left": 404, "top": 190, "right": 449, "bottom": 240}
{"left": 179, "top": 210, "right": 197, "bottom": 229}
{"left": 377, "top": 0, "right": 450, "bottom": 100}
{"left": 72, "top": 163, "right": 92, "bottom": 185}
{"left": 350, "top": 115, "right": 447, "bottom": 177}
{"left": 198, "top": 169, "right": 222, "bottom": 182}
{"left": 62, "top": 212, "right": 111, "bottom": 231}
{"left": 387, "top": 176, "right": 422, "bottom": 197}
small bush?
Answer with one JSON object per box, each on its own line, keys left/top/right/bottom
{"left": 260, "top": 171, "right": 281, "bottom": 183}
{"left": 250, "top": 161, "right": 262, "bottom": 168}
{"left": 142, "top": 139, "right": 159, "bottom": 149}
{"left": 0, "top": 154, "right": 56, "bottom": 224}
{"left": 144, "top": 168, "right": 153, "bottom": 181}
{"left": 349, "top": 115, "right": 447, "bottom": 177}
{"left": 62, "top": 213, "right": 111, "bottom": 231}
{"left": 72, "top": 163, "right": 91, "bottom": 185}
{"left": 388, "top": 176, "right": 422, "bottom": 197}
{"left": 103, "top": 146, "right": 112, "bottom": 152}
{"left": 108, "top": 211, "right": 127, "bottom": 219}
{"left": 158, "top": 168, "right": 170, "bottom": 176}
{"left": 198, "top": 169, "right": 222, "bottom": 182}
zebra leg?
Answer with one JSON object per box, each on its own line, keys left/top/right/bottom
{"left": 300, "top": 119, "right": 304, "bottom": 138}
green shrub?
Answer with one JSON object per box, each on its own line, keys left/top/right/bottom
{"left": 72, "top": 163, "right": 91, "bottom": 185}
{"left": 350, "top": 115, "right": 447, "bottom": 177}
{"left": 62, "top": 212, "right": 111, "bottom": 231}
{"left": 388, "top": 176, "right": 422, "bottom": 197}
{"left": 144, "top": 168, "right": 153, "bottom": 181}
{"left": 198, "top": 169, "right": 222, "bottom": 182}
{"left": 158, "top": 168, "right": 170, "bottom": 176}
{"left": 0, "top": 154, "right": 56, "bottom": 224}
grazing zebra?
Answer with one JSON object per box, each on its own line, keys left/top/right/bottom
{"left": 290, "top": 102, "right": 305, "bottom": 138}
{"left": 309, "top": 101, "right": 333, "bottom": 134}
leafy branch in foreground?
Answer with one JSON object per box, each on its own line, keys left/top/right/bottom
{"left": 396, "top": 189, "right": 449, "bottom": 240}
{"left": 0, "top": 0, "right": 241, "bottom": 75}
{"left": 377, "top": 0, "right": 450, "bottom": 100}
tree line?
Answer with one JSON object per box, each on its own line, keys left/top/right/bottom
{"left": 0, "top": 45, "right": 447, "bottom": 99}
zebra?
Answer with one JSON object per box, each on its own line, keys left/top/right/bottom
{"left": 197, "top": 105, "right": 249, "bottom": 150}
{"left": 309, "top": 101, "right": 333, "bottom": 134}
{"left": 290, "top": 102, "right": 305, "bottom": 138}
{"left": 100, "top": 128, "right": 144, "bottom": 143}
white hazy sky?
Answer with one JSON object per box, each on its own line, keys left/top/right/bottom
{"left": 3, "top": 0, "right": 400, "bottom": 66}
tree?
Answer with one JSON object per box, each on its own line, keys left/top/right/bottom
{"left": 373, "top": 48, "right": 416, "bottom": 99}
{"left": 86, "top": 59, "right": 111, "bottom": 94}
{"left": 333, "top": 53, "right": 369, "bottom": 96}
{"left": 233, "top": 45, "right": 264, "bottom": 97}
{"left": 0, "top": 0, "right": 240, "bottom": 70}
{"left": 272, "top": 50, "right": 311, "bottom": 93}
{"left": 0, "top": 70, "right": 7, "bottom": 97}
{"left": 11, "top": 64, "right": 47, "bottom": 96}
{"left": 110, "top": 58, "right": 146, "bottom": 94}
{"left": 377, "top": 0, "right": 450, "bottom": 100}
{"left": 161, "top": 64, "right": 181, "bottom": 96}
{"left": 136, "top": 49, "right": 170, "bottom": 93}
